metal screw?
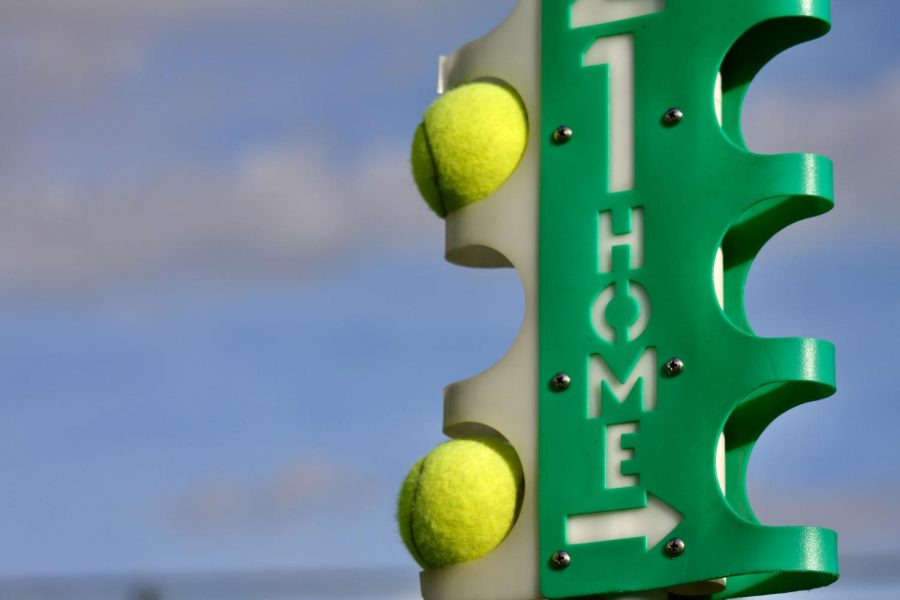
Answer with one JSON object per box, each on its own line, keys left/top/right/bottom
{"left": 662, "top": 107, "right": 684, "bottom": 126}
{"left": 664, "top": 537, "right": 686, "bottom": 558}
{"left": 663, "top": 357, "right": 684, "bottom": 377}
{"left": 550, "top": 372, "right": 571, "bottom": 392}
{"left": 552, "top": 126, "right": 574, "bottom": 144}
{"left": 550, "top": 551, "right": 571, "bottom": 569}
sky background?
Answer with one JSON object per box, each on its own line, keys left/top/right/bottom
{"left": 0, "top": 0, "right": 897, "bottom": 598}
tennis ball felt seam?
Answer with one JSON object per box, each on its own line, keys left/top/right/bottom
{"left": 410, "top": 125, "right": 443, "bottom": 217}
{"left": 419, "top": 121, "right": 448, "bottom": 217}
{"left": 410, "top": 81, "right": 527, "bottom": 217}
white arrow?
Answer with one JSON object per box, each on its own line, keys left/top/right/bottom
{"left": 566, "top": 494, "right": 683, "bottom": 549}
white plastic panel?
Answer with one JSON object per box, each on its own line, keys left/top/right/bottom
{"left": 584, "top": 34, "right": 636, "bottom": 192}
{"left": 590, "top": 282, "right": 651, "bottom": 343}
{"left": 599, "top": 207, "right": 644, "bottom": 272}
{"left": 571, "top": 0, "right": 665, "bottom": 28}
{"left": 567, "top": 494, "right": 682, "bottom": 548}
{"left": 422, "top": 2, "right": 543, "bottom": 600}
{"left": 606, "top": 422, "right": 640, "bottom": 489}
{"left": 588, "top": 349, "right": 658, "bottom": 417}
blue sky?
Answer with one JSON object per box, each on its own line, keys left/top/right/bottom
{"left": 0, "top": 1, "right": 897, "bottom": 597}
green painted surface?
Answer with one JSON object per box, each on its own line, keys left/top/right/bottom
{"left": 538, "top": 1, "right": 838, "bottom": 597}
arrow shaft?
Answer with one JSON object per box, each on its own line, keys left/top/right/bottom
{"left": 566, "top": 494, "right": 682, "bottom": 547}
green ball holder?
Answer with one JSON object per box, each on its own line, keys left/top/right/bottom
{"left": 419, "top": 1, "right": 839, "bottom": 599}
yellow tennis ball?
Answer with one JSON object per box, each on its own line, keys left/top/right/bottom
{"left": 411, "top": 82, "right": 528, "bottom": 218}
{"left": 397, "top": 437, "right": 524, "bottom": 569}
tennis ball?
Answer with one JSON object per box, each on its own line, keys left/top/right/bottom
{"left": 411, "top": 81, "right": 528, "bottom": 218}
{"left": 397, "top": 437, "right": 524, "bottom": 569}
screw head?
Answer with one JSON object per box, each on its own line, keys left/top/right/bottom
{"left": 550, "top": 551, "right": 571, "bottom": 569}
{"left": 664, "top": 537, "right": 686, "bottom": 558}
{"left": 663, "top": 357, "right": 684, "bottom": 377}
{"left": 662, "top": 107, "right": 684, "bottom": 126}
{"left": 552, "top": 126, "right": 574, "bottom": 144}
{"left": 550, "top": 372, "right": 571, "bottom": 392}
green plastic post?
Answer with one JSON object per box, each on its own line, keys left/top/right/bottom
{"left": 538, "top": 1, "right": 838, "bottom": 598}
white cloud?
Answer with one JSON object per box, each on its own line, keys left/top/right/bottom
{"left": 751, "top": 482, "right": 900, "bottom": 554}
{"left": 0, "top": 0, "right": 513, "bottom": 105}
{"left": 0, "top": 142, "right": 438, "bottom": 291}
{"left": 172, "top": 455, "right": 379, "bottom": 530}
{"left": 0, "top": 1, "right": 511, "bottom": 32}
{"left": 0, "top": 0, "right": 462, "bottom": 292}
{"left": 743, "top": 69, "right": 900, "bottom": 245}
